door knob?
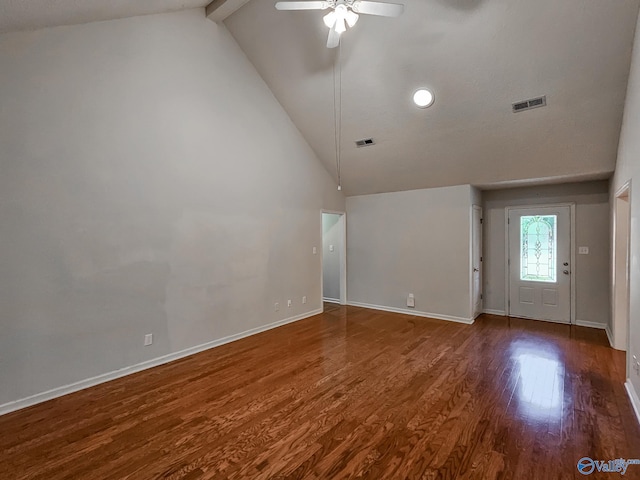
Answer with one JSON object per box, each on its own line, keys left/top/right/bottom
{"left": 563, "top": 270, "right": 569, "bottom": 275}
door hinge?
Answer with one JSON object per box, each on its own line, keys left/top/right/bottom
{"left": 480, "top": 256, "right": 483, "bottom": 262}
{"left": 480, "top": 294, "right": 483, "bottom": 300}
{"left": 480, "top": 218, "right": 483, "bottom": 224}
{"left": 508, "top": 258, "right": 510, "bottom": 266}
{"left": 508, "top": 218, "right": 510, "bottom": 224}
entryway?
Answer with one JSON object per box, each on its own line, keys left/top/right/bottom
{"left": 472, "top": 205, "right": 483, "bottom": 319}
{"left": 322, "top": 211, "right": 346, "bottom": 305}
{"left": 612, "top": 182, "right": 631, "bottom": 356}
{"left": 507, "top": 205, "right": 574, "bottom": 324}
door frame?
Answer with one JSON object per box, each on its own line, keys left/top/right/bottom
{"left": 470, "top": 205, "right": 483, "bottom": 319}
{"left": 321, "top": 210, "right": 347, "bottom": 306}
{"left": 504, "top": 203, "right": 576, "bottom": 324}
{"left": 612, "top": 181, "right": 631, "bottom": 368}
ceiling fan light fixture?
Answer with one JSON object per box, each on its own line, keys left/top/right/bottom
{"left": 413, "top": 88, "right": 434, "bottom": 108}
{"left": 345, "top": 10, "right": 359, "bottom": 27}
{"left": 323, "top": 10, "right": 337, "bottom": 28}
{"left": 276, "top": 0, "right": 404, "bottom": 48}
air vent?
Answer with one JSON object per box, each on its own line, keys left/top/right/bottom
{"left": 512, "top": 95, "right": 547, "bottom": 113}
{"left": 355, "top": 138, "right": 375, "bottom": 147}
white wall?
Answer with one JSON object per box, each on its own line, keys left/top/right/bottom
{"left": 346, "top": 185, "right": 474, "bottom": 322}
{"left": 482, "top": 181, "right": 610, "bottom": 327}
{"left": 322, "top": 213, "right": 342, "bottom": 301}
{"left": 612, "top": 8, "right": 640, "bottom": 404}
{"left": 0, "top": 9, "right": 344, "bottom": 409}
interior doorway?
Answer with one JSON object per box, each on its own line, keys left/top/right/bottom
{"left": 472, "top": 206, "right": 483, "bottom": 319}
{"left": 506, "top": 204, "right": 574, "bottom": 324}
{"left": 322, "top": 211, "right": 346, "bottom": 305}
{"left": 612, "top": 182, "right": 631, "bottom": 357}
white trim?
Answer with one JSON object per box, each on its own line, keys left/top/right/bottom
{"left": 504, "top": 207, "right": 510, "bottom": 315}
{"left": 483, "top": 309, "right": 506, "bottom": 316}
{"left": 605, "top": 326, "right": 614, "bottom": 348}
{"left": 347, "top": 301, "right": 474, "bottom": 325}
{"left": 575, "top": 320, "right": 608, "bottom": 330}
{"left": 615, "top": 180, "right": 632, "bottom": 198}
{"left": 0, "top": 308, "right": 322, "bottom": 417}
{"left": 612, "top": 180, "right": 632, "bottom": 372}
{"left": 625, "top": 380, "right": 640, "bottom": 426}
{"left": 323, "top": 297, "right": 340, "bottom": 304}
{"left": 570, "top": 203, "right": 577, "bottom": 325}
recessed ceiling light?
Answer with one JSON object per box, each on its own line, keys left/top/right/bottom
{"left": 413, "top": 89, "right": 434, "bottom": 108}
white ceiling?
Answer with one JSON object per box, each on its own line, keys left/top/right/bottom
{"left": 0, "top": 0, "right": 209, "bottom": 34}
{"left": 226, "top": 0, "right": 640, "bottom": 195}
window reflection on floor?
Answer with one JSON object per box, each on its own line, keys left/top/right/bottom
{"left": 512, "top": 342, "right": 564, "bottom": 421}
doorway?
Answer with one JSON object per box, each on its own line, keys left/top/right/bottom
{"left": 322, "top": 211, "right": 346, "bottom": 305}
{"left": 506, "top": 205, "right": 574, "bottom": 324}
{"left": 472, "top": 206, "right": 483, "bottom": 318}
{"left": 612, "top": 182, "right": 631, "bottom": 356}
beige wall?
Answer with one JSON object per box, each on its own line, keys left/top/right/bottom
{"left": 612, "top": 8, "right": 640, "bottom": 400}
{"left": 482, "top": 181, "right": 610, "bottom": 327}
{"left": 0, "top": 9, "right": 344, "bottom": 410}
{"left": 346, "top": 185, "right": 474, "bottom": 322}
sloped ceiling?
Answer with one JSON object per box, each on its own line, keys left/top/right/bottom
{"left": 0, "top": 0, "right": 209, "bottom": 33}
{"left": 1, "top": 0, "right": 638, "bottom": 196}
{"left": 225, "top": 0, "right": 640, "bottom": 195}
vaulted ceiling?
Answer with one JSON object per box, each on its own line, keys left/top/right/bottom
{"left": 225, "top": 0, "right": 640, "bottom": 195}
{"left": 0, "top": 0, "right": 209, "bottom": 33}
{"left": 1, "top": 0, "right": 639, "bottom": 196}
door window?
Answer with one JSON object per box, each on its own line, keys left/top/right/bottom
{"left": 520, "top": 215, "right": 557, "bottom": 283}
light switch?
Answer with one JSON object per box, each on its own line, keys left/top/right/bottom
{"left": 329, "top": 245, "right": 335, "bottom": 252}
{"left": 407, "top": 294, "right": 415, "bottom": 308}
{"left": 578, "top": 246, "right": 589, "bottom": 255}
{"left": 312, "top": 247, "right": 317, "bottom": 255}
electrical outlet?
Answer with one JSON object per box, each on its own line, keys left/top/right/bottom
{"left": 302, "top": 296, "right": 307, "bottom": 304}
{"left": 144, "top": 334, "right": 153, "bottom": 346}
{"left": 287, "top": 299, "right": 292, "bottom": 307}
{"left": 313, "top": 247, "right": 317, "bottom": 255}
{"left": 634, "top": 355, "right": 640, "bottom": 375}
{"left": 274, "top": 302, "right": 280, "bottom": 312}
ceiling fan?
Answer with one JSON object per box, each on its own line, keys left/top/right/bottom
{"left": 275, "top": 0, "right": 404, "bottom": 48}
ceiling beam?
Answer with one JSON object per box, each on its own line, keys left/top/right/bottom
{"left": 206, "top": 0, "right": 252, "bottom": 23}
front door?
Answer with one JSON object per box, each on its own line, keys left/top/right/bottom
{"left": 508, "top": 206, "right": 571, "bottom": 323}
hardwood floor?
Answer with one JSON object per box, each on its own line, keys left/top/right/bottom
{"left": 1, "top": 305, "right": 639, "bottom": 480}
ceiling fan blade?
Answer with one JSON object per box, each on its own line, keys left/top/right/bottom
{"left": 327, "top": 26, "right": 341, "bottom": 48}
{"left": 352, "top": 1, "right": 404, "bottom": 17}
{"left": 275, "top": 1, "right": 330, "bottom": 10}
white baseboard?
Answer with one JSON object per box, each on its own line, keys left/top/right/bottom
{"left": 0, "top": 308, "right": 322, "bottom": 417}
{"left": 575, "top": 320, "right": 608, "bottom": 330}
{"left": 625, "top": 380, "right": 640, "bottom": 426}
{"left": 323, "top": 297, "right": 340, "bottom": 304}
{"left": 347, "top": 301, "right": 474, "bottom": 325}
{"left": 483, "top": 309, "right": 506, "bottom": 316}
{"left": 605, "top": 326, "right": 614, "bottom": 348}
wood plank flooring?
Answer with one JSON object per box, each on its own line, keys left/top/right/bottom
{"left": 1, "top": 304, "right": 639, "bottom": 479}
